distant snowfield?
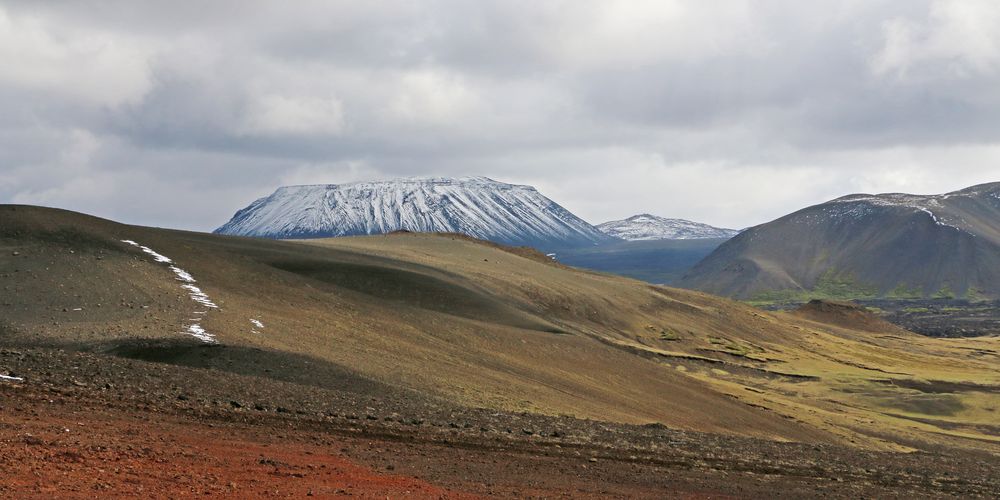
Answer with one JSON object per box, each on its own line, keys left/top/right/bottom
{"left": 214, "top": 177, "right": 613, "bottom": 248}
{"left": 598, "top": 214, "right": 739, "bottom": 241}
{"left": 121, "top": 239, "right": 218, "bottom": 343}
{"left": 0, "top": 374, "right": 24, "bottom": 382}
{"left": 827, "top": 194, "right": 967, "bottom": 233}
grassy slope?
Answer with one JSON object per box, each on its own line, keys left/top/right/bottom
{"left": 2, "top": 205, "right": 999, "bottom": 454}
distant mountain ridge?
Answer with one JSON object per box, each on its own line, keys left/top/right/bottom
{"left": 681, "top": 182, "right": 1000, "bottom": 300}
{"left": 598, "top": 214, "right": 739, "bottom": 241}
{"left": 215, "top": 177, "right": 615, "bottom": 250}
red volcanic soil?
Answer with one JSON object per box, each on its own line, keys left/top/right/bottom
{"left": 1, "top": 393, "right": 472, "bottom": 498}
{"left": 2, "top": 347, "right": 998, "bottom": 498}
{"left": 2, "top": 384, "right": 733, "bottom": 499}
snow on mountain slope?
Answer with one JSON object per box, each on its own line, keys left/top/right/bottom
{"left": 597, "top": 214, "right": 739, "bottom": 241}
{"left": 215, "top": 177, "right": 615, "bottom": 249}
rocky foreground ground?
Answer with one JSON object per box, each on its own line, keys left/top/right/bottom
{"left": 2, "top": 346, "right": 999, "bottom": 498}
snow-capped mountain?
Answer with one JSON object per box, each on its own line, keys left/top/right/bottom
{"left": 215, "top": 177, "right": 615, "bottom": 249}
{"left": 681, "top": 182, "right": 1000, "bottom": 299}
{"left": 597, "top": 214, "right": 739, "bottom": 241}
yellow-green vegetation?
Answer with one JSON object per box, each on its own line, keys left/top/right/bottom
{"left": 965, "top": 287, "right": 989, "bottom": 302}
{"left": 933, "top": 285, "right": 957, "bottom": 300}
{"left": 297, "top": 234, "right": 1000, "bottom": 453}
{"left": 749, "top": 276, "right": 995, "bottom": 306}
{"left": 749, "top": 269, "right": 879, "bottom": 305}
{"left": 886, "top": 283, "right": 923, "bottom": 300}
{"left": 647, "top": 324, "right": 681, "bottom": 341}
{"left": 706, "top": 337, "right": 756, "bottom": 357}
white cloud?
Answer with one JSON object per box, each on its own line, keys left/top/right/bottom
{"left": 387, "top": 70, "right": 483, "bottom": 126}
{"left": 0, "top": 6, "right": 153, "bottom": 107}
{"left": 547, "top": 0, "right": 769, "bottom": 69}
{"left": 2, "top": 1, "right": 1000, "bottom": 232}
{"left": 872, "top": 0, "right": 1000, "bottom": 79}
{"left": 241, "top": 94, "right": 346, "bottom": 136}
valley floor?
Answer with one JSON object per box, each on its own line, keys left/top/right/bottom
{"left": 2, "top": 347, "right": 999, "bottom": 499}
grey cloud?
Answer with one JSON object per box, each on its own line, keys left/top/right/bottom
{"left": 2, "top": 1, "right": 1000, "bottom": 232}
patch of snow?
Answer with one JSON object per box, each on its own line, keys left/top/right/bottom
{"left": 827, "top": 194, "right": 966, "bottom": 232}
{"left": 0, "top": 374, "right": 24, "bottom": 382}
{"left": 180, "top": 284, "right": 218, "bottom": 309}
{"left": 185, "top": 324, "right": 215, "bottom": 343}
{"left": 121, "top": 240, "right": 173, "bottom": 263}
{"left": 169, "top": 266, "right": 196, "bottom": 283}
{"left": 598, "top": 214, "right": 739, "bottom": 241}
{"left": 250, "top": 319, "right": 264, "bottom": 329}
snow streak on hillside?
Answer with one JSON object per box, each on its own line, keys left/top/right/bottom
{"left": 822, "top": 193, "right": 972, "bottom": 232}
{"left": 121, "top": 240, "right": 217, "bottom": 343}
{"left": 215, "top": 177, "right": 613, "bottom": 249}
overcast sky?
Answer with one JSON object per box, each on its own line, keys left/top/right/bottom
{"left": 3, "top": 1, "right": 1000, "bottom": 231}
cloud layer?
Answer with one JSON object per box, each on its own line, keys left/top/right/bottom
{"left": 3, "top": 0, "right": 1000, "bottom": 230}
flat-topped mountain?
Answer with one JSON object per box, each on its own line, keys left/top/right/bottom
{"left": 597, "top": 214, "right": 739, "bottom": 241}
{"left": 681, "top": 182, "right": 1000, "bottom": 300}
{"left": 215, "top": 177, "right": 614, "bottom": 250}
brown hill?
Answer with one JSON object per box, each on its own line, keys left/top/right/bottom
{"left": 791, "top": 300, "right": 908, "bottom": 334}
{"left": 2, "top": 204, "right": 1000, "bottom": 454}
{"left": 681, "top": 182, "right": 1000, "bottom": 300}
